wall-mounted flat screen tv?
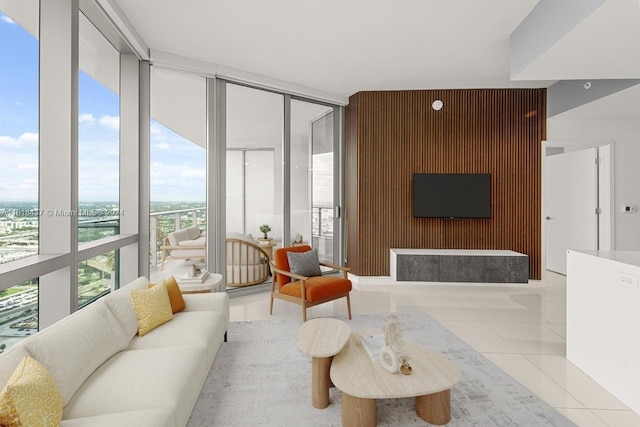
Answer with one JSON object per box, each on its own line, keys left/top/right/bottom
{"left": 413, "top": 173, "right": 491, "bottom": 218}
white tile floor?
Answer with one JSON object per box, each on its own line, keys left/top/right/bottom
{"left": 227, "top": 270, "right": 640, "bottom": 427}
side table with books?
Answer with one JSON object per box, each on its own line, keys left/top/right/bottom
{"left": 177, "top": 269, "right": 224, "bottom": 293}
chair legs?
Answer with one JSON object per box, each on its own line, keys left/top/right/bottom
{"left": 302, "top": 304, "right": 307, "bottom": 322}
{"left": 269, "top": 276, "right": 276, "bottom": 315}
{"left": 346, "top": 294, "right": 352, "bottom": 320}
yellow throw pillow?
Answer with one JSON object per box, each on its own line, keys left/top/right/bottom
{"left": 0, "top": 356, "right": 63, "bottom": 427}
{"left": 149, "top": 276, "right": 185, "bottom": 314}
{"left": 131, "top": 282, "right": 173, "bottom": 336}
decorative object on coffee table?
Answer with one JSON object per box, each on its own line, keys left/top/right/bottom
{"left": 400, "top": 356, "right": 412, "bottom": 375}
{"left": 379, "top": 346, "right": 400, "bottom": 373}
{"left": 379, "top": 314, "right": 403, "bottom": 374}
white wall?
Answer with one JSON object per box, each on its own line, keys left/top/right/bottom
{"left": 547, "top": 117, "right": 640, "bottom": 250}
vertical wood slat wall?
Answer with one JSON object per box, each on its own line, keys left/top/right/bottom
{"left": 345, "top": 89, "right": 546, "bottom": 279}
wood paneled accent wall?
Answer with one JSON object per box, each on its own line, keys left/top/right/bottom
{"left": 345, "top": 89, "right": 546, "bottom": 279}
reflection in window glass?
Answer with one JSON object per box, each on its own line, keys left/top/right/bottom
{"left": 0, "top": 280, "right": 38, "bottom": 351}
{"left": 78, "top": 250, "right": 117, "bottom": 308}
{"left": 0, "top": 7, "right": 39, "bottom": 264}
{"left": 78, "top": 13, "right": 120, "bottom": 244}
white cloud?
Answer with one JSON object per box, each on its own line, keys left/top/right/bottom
{"left": 18, "top": 179, "right": 37, "bottom": 191}
{"left": 155, "top": 142, "right": 170, "bottom": 150}
{"left": 0, "top": 136, "right": 17, "bottom": 147}
{"left": 150, "top": 123, "right": 165, "bottom": 136}
{"left": 19, "top": 132, "right": 38, "bottom": 143}
{"left": 79, "top": 113, "right": 96, "bottom": 125}
{"left": 1, "top": 15, "right": 16, "bottom": 24}
{"left": 18, "top": 163, "right": 38, "bottom": 170}
{"left": 99, "top": 115, "right": 119, "bottom": 130}
{"left": 0, "top": 132, "right": 38, "bottom": 148}
{"left": 181, "top": 169, "right": 206, "bottom": 179}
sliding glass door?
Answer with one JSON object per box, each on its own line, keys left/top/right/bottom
{"left": 223, "top": 82, "right": 342, "bottom": 289}
{"left": 291, "top": 100, "right": 335, "bottom": 264}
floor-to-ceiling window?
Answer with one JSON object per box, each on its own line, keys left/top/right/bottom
{"left": 223, "top": 82, "right": 342, "bottom": 290}
{"left": 76, "top": 12, "right": 121, "bottom": 305}
{"left": 291, "top": 100, "right": 335, "bottom": 264}
{"left": 149, "top": 67, "right": 206, "bottom": 276}
{"left": 0, "top": 1, "right": 40, "bottom": 349}
{"left": 78, "top": 12, "right": 120, "bottom": 245}
{"left": 0, "top": 1, "right": 144, "bottom": 348}
{"left": 226, "top": 84, "right": 284, "bottom": 241}
{"left": 0, "top": 3, "right": 39, "bottom": 265}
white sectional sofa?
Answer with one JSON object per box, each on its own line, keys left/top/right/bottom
{"left": 0, "top": 276, "right": 229, "bottom": 427}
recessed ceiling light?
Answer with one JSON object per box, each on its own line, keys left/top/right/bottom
{"left": 432, "top": 99, "right": 443, "bottom": 111}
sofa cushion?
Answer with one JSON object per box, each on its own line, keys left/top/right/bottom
{"left": 128, "top": 311, "right": 225, "bottom": 361}
{"left": 161, "top": 276, "right": 186, "bottom": 314}
{"left": 104, "top": 277, "right": 150, "bottom": 340}
{"left": 280, "top": 275, "right": 352, "bottom": 302}
{"left": 24, "top": 299, "right": 129, "bottom": 406}
{"left": 167, "top": 228, "right": 191, "bottom": 246}
{"left": 131, "top": 283, "right": 173, "bottom": 336}
{"left": 182, "top": 292, "right": 229, "bottom": 323}
{"left": 274, "top": 245, "right": 311, "bottom": 287}
{"left": 178, "top": 236, "right": 205, "bottom": 247}
{"left": 169, "top": 248, "right": 206, "bottom": 258}
{"left": 63, "top": 346, "right": 211, "bottom": 426}
{"left": 0, "top": 345, "right": 30, "bottom": 389}
{"left": 0, "top": 356, "right": 63, "bottom": 427}
{"left": 60, "top": 409, "right": 173, "bottom": 427}
{"left": 186, "top": 225, "right": 201, "bottom": 240}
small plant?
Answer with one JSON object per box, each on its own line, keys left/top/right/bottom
{"left": 259, "top": 224, "right": 271, "bottom": 239}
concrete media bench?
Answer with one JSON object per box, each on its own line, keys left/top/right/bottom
{"left": 390, "top": 249, "right": 529, "bottom": 283}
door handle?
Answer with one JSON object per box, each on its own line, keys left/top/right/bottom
{"left": 545, "top": 216, "right": 554, "bottom": 220}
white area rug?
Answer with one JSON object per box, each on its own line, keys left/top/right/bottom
{"left": 189, "top": 311, "right": 576, "bottom": 426}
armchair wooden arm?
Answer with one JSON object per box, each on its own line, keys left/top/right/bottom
{"left": 319, "top": 261, "right": 351, "bottom": 278}
{"left": 269, "top": 261, "right": 310, "bottom": 282}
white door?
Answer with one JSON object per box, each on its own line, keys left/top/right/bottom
{"left": 545, "top": 147, "right": 598, "bottom": 274}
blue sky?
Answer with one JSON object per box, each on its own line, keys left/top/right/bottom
{"left": 0, "top": 12, "right": 206, "bottom": 203}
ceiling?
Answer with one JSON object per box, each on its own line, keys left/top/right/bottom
{"left": 113, "top": 0, "right": 544, "bottom": 96}
{"left": 112, "top": 0, "right": 640, "bottom": 117}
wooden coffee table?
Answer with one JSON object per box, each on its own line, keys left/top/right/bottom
{"left": 298, "top": 318, "right": 351, "bottom": 409}
{"left": 330, "top": 331, "right": 461, "bottom": 426}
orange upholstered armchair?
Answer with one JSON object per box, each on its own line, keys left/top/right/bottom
{"left": 269, "top": 245, "right": 352, "bottom": 322}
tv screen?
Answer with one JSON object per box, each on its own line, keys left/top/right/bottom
{"left": 413, "top": 173, "right": 491, "bottom": 218}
